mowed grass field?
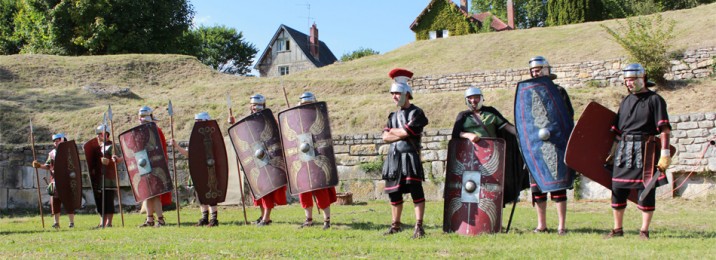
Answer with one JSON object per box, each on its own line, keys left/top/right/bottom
{"left": 1, "top": 198, "right": 715, "bottom": 258}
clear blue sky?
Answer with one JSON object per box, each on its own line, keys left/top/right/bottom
{"left": 189, "top": 0, "right": 446, "bottom": 60}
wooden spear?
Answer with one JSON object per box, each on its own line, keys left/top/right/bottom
{"left": 168, "top": 100, "right": 181, "bottom": 227}
{"left": 29, "top": 119, "right": 45, "bottom": 229}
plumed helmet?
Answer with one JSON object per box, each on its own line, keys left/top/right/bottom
{"left": 299, "top": 92, "right": 317, "bottom": 104}
{"left": 250, "top": 94, "right": 266, "bottom": 105}
{"left": 51, "top": 133, "right": 66, "bottom": 141}
{"left": 622, "top": 63, "right": 646, "bottom": 78}
{"left": 529, "top": 56, "right": 551, "bottom": 77}
{"left": 95, "top": 124, "right": 110, "bottom": 135}
{"left": 194, "top": 112, "right": 211, "bottom": 121}
{"left": 464, "top": 86, "right": 484, "bottom": 110}
{"left": 389, "top": 68, "right": 414, "bottom": 107}
{"left": 138, "top": 106, "right": 158, "bottom": 122}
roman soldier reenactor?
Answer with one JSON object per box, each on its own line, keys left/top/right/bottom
{"left": 32, "top": 133, "right": 76, "bottom": 229}
{"left": 85, "top": 124, "right": 122, "bottom": 228}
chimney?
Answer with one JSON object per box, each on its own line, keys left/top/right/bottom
{"left": 507, "top": 0, "right": 515, "bottom": 29}
{"left": 460, "top": 0, "right": 468, "bottom": 13}
{"left": 309, "top": 23, "right": 319, "bottom": 59}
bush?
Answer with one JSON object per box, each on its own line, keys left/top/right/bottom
{"left": 340, "top": 47, "right": 379, "bottom": 62}
{"left": 358, "top": 159, "right": 383, "bottom": 174}
{"left": 601, "top": 14, "right": 675, "bottom": 85}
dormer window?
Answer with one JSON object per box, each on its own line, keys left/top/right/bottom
{"left": 277, "top": 37, "right": 290, "bottom": 51}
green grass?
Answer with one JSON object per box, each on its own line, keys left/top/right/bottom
{"left": 1, "top": 198, "right": 715, "bottom": 258}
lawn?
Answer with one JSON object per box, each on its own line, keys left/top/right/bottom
{"left": 1, "top": 197, "right": 715, "bottom": 258}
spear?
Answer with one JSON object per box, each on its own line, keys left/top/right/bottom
{"left": 107, "top": 105, "right": 125, "bottom": 227}
{"left": 101, "top": 112, "right": 107, "bottom": 228}
{"left": 227, "top": 94, "right": 249, "bottom": 225}
{"left": 168, "top": 100, "right": 181, "bottom": 227}
{"left": 29, "top": 119, "right": 45, "bottom": 229}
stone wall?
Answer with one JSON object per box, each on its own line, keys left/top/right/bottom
{"left": 411, "top": 47, "right": 716, "bottom": 92}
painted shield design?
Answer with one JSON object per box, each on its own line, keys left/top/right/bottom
{"left": 514, "top": 77, "right": 575, "bottom": 192}
{"left": 228, "top": 109, "right": 287, "bottom": 199}
{"left": 188, "top": 120, "right": 229, "bottom": 205}
{"left": 277, "top": 102, "right": 339, "bottom": 195}
{"left": 443, "top": 138, "right": 505, "bottom": 235}
{"left": 118, "top": 122, "right": 173, "bottom": 202}
{"left": 53, "top": 140, "right": 83, "bottom": 210}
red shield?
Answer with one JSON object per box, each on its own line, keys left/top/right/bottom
{"left": 228, "top": 109, "right": 288, "bottom": 199}
{"left": 188, "top": 120, "right": 229, "bottom": 205}
{"left": 53, "top": 140, "right": 83, "bottom": 210}
{"left": 277, "top": 102, "right": 339, "bottom": 195}
{"left": 118, "top": 122, "right": 173, "bottom": 202}
{"left": 443, "top": 138, "right": 505, "bottom": 235}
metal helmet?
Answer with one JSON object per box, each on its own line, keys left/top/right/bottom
{"left": 95, "top": 124, "right": 110, "bottom": 135}
{"left": 388, "top": 68, "right": 414, "bottom": 107}
{"left": 464, "top": 86, "right": 484, "bottom": 110}
{"left": 138, "top": 106, "right": 158, "bottom": 122}
{"left": 51, "top": 133, "right": 66, "bottom": 141}
{"left": 622, "top": 63, "right": 647, "bottom": 92}
{"left": 194, "top": 112, "right": 211, "bottom": 121}
{"left": 250, "top": 94, "right": 266, "bottom": 111}
{"left": 529, "top": 56, "right": 551, "bottom": 78}
{"left": 299, "top": 91, "right": 317, "bottom": 105}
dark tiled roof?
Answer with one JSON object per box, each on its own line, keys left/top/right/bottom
{"left": 254, "top": 24, "right": 337, "bottom": 70}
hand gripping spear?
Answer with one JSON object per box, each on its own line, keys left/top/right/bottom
{"left": 168, "top": 100, "right": 182, "bottom": 227}
{"left": 107, "top": 105, "right": 125, "bottom": 227}
{"left": 29, "top": 119, "right": 45, "bottom": 228}
{"left": 227, "top": 94, "right": 249, "bottom": 225}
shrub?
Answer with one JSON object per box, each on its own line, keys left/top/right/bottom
{"left": 340, "top": 47, "right": 379, "bottom": 62}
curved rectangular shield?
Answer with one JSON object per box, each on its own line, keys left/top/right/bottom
{"left": 188, "top": 120, "right": 229, "bottom": 205}
{"left": 118, "top": 122, "right": 173, "bottom": 202}
{"left": 228, "top": 109, "right": 288, "bottom": 199}
{"left": 277, "top": 102, "right": 339, "bottom": 195}
{"left": 53, "top": 140, "right": 83, "bottom": 210}
{"left": 443, "top": 138, "right": 506, "bottom": 235}
{"left": 514, "top": 77, "right": 575, "bottom": 192}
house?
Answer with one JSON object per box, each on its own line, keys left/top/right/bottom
{"left": 254, "top": 24, "right": 337, "bottom": 77}
{"left": 410, "top": 0, "right": 514, "bottom": 40}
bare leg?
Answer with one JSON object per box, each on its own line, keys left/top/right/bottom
{"left": 105, "top": 213, "right": 114, "bottom": 226}
{"left": 414, "top": 202, "right": 424, "bottom": 222}
{"left": 322, "top": 206, "right": 331, "bottom": 220}
{"left": 392, "top": 204, "right": 403, "bottom": 224}
{"left": 144, "top": 200, "right": 155, "bottom": 221}
{"left": 535, "top": 201, "right": 547, "bottom": 230}
{"left": 556, "top": 201, "right": 567, "bottom": 231}
{"left": 68, "top": 214, "right": 75, "bottom": 225}
{"left": 613, "top": 208, "right": 625, "bottom": 230}
{"left": 209, "top": 205, "right": 217, "bottom": 214}
{"left": 304, "top": 207, "right": 313, "bottom": 220}
{"left": 152, "top": 198, "right": 163, "bottom": 219}
{"left": 53, "top": 214, "right": 60, "bottom": 225}
{"left": 263, "top": 208, "right": 273, "bottom": 222}
{"left": 641, "top": 211, "right": 654, "bottom": 231}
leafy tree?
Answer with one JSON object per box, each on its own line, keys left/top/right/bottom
{"left": 470, "top": 0, "right": 548, "bottom": 29}
{"left": 546, "top": 0, "right": 604, "bottom": 26}
{"left": 187, "top": 25, "right": 258, "bottom": 75}
{"left": 340, "top": 47, "right": 379, "bottom": 62}
{"left": 0, "top": 0, "right": 19, "bottom": 54}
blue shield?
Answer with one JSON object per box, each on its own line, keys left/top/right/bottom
{"left": 514, "top": 77, "right": 575, "bottom": 192}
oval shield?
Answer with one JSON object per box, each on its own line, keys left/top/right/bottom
{"left": 188, "top": 120, "right": 229, "bottom": 205}
{"left": 443, "top": 138, "right": 506, "bottom": 235}
{"left": 228, "top": 109, "right": 288, "bottom": 199}
{"left": 277, "top": 102, "right": 339, "bottom": 195}
{"left": 514, "top": 77, "right": 575, "bottom": 192}
{"left": 53, "top": 140, "right": 83, "bottom": 210}
{"left": 118, "top": 122, "right": 173, "bottom": 202}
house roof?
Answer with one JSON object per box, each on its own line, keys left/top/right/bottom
{"left": 409, "top": 0, "right": 512, "bottom": 32}
{"left": 410, "top": 0, "right": 476, "bottom": 31}
{"left": 254, "top": 24, "right": 337, "bottom": 70}
{"left": 472, "top": 12, "right": 511, "bottom": 31}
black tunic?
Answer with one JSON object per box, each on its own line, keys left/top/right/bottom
{"left": 611, "top": 90, "right": 671, "bottom": 189}
{"left": 382, "top": 104, "right": 428, "bottom": 194}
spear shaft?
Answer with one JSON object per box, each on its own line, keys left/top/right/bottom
{"left": 29, "top": 120, "right": 45, "bottom": 229}
{"left": 168, "top": 101, "right": 181, "bottom": 227}
{"left": 107, "top": 105, "right": 125, "bottom": 227}
{"left": 227, "top": 95, "right": 248, "bottom": 225}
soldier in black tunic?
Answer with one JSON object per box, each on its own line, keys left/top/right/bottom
{"left": 381, "top": 68, "right": 429, "bottom": 239}
{"left": 605, "top": 63, "right": 671, "bottom": 240}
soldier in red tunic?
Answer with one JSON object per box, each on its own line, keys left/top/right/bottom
{"left": 87, "top": 124, "right": 122, "bottom": 228}
{"left": 33, "top": 133, "right": 75, "bottom": 229}
{"left": 136, "top": 106, "right": 170, "bottom": 227}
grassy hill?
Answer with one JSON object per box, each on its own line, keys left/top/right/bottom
{"left": 1, "top": 4, "right": 716, "bottom": 144}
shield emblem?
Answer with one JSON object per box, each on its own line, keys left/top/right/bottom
{"left": 277, "top": 102, "right": 339, "bottom": 195}
{"left": 118, "top": 122, "right": 173, "bottom": 202}
{"left": 228, "top": 109, "right": 287, "bottom": 199}
{"left": 53, "top": 140, "right": 83, "bottom": 210}
{"left": 443, "top": 138, "right": 506, "bottom": 235}
{"left": 188, "top": 120, "right": 229, "bottom": 205}
{"left": 514, "top": 77, "right": 575, "bottom": 192}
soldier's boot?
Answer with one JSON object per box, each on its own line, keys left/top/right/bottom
{"left": 323, "top": 218, "right": 331, "bottom": 230}
{"left": 139, "top": 217, "right": 155, "bottom": 228}
{"left": 299, "top": 218, "right": 314, "bottom": 228}
{"left": 155, "top": 216, "right": 166, "bottom": 227}
{"left": 208, "top": 212, "right": 219, "bottom": 227}
{"left": 383, "top": 221, "right": 402, "bottom": 235}
{"left": 412, "top": 220, "right": 425, "bottom": 239}
{"left": 68, "top": 222, "right": 74, "bottom": 228}
{"left": 195, "top": 211, "right": 209, "bottom": 227}
{"left": 52, "top": 223, "right": 60, "bottom": 229}
{"left": 604, "top": 227, "right": 624, "bottom": 239}
{"left": 639, "top": 230, "right": 650, "bottom": 240}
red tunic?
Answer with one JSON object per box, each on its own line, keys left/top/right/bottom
{"left": 299, "top": 187, "right": 337, "bottom": 209}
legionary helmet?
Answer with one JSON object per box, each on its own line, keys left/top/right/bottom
{"left": 51, "top": 133, "right": 67, "bottom": 141}
{"left": 622, "top": 63, "right": 652, "bottom": 92}
{"left": 529, "top": 56, "right": 551, "bottom": 78}
{"left": 95, "top": 124, "right": 110, "bottom": 135}
{"left": 388, "top": 68, "right": 414, "bottom": 107}
{"left": 299, "top": 92, "right": 317, "bottom": 105}
{"left": 138, "top": 106, "right": 158, "bottom": 123}
{"left": 194, "top": 112, "right": 211, "bottom": 121}
{"left": 464, "top": 86, "right": 484, "bottom": 110}
{"left": 250, "top": 94, "right": 266, "bottom": 111}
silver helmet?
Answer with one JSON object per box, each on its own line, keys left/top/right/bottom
{"left": 388, "top": 68, "right": 414, "bottom": 107}
{"left": 299, "top": 91, "right": 317, "bottom": 105}
{"left": 622, "top": 63, "right": 646, "bottom": 92}
{"left": 194, "top": 112, "right": 211, "bottom": 121}
{"left": 464, "top": 86, "right": 484, "bottom": 110}
{"left": 138, "top": 106, "right": 158, "bottom": 122}
{"left": 250, "top": 94, "right": 266, "bottom": 111}
{"left": 95, "top": 124, "right": 110, "bottom": 135}
{"left": 51, "top": 133, "right": 66, "bottom": 141}
{"left": 529, "top": 56, "right": 551, "bottom": 78}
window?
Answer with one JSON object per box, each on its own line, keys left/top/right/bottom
{"left": 442, "top": 30, "right": 449, "bottom": 38}
{"left": 429, "top": 30, "right": 449, "bottom": 40}
{"left": 279, "top": 66, "right": 289, "bottom": 76}
{"left": 277, "top": 37, "right": 290, "bottom": 51}
{"left": 436, "top": 30, "right": 443, "bottom": 38}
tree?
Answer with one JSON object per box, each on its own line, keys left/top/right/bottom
{"left": 340, "top": 47, "right": 379, "bottom": 62}
{"left": 546, "top": 0, "right": 604, "bottom": 26}
{"left": 187, "top": 26, "right": 258, "bottom": 75}
{"left": 470, "top": 0, "right": 548, "bottom": 29}
{"left": 0, "top": 0, "right": 19, "bottom": 54}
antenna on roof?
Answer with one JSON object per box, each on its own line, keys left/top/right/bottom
{"left": 297, "top": 1, "right": 313, "bottom": 42}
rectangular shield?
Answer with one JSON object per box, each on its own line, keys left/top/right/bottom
{"left": 277, "top": 102, "right": 339, "bottom": 195}
{"left": 53, "top": 140, "right": 83, "bottom": 211}
{"left": 443, "top": 138, "right": 506, "bottom": 235}
{"left": 188, "top": 120, "right": 229, "bottom": 205}
{"left": 118, "top": 122, "right": 173, "bottom": 202}
{"left": 514, "top": 77, "right": 575, "bottom": 192}
{"left": 228, "top": 109, "right": 288, "bottom": 200}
